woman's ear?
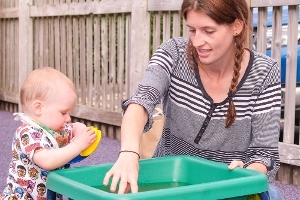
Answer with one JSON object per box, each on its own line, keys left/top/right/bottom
{"left": 32, "top": 100, "right": 42, "bottom": 116}
{"left": 232, "top": 19, "right": 244, "bottom": 36}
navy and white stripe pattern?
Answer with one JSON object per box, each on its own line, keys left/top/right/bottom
{"left": 123, "top": 37, "right": 281, "bottom": 181}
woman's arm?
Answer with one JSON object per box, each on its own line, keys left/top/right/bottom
{"left": 103, "top": 103, "right": 149, "bottom": 194}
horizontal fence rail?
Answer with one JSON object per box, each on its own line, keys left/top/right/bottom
{"left": 1, "top": 0, "right": 300, "bottom": 186}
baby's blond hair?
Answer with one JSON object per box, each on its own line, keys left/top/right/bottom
{"left": 20, "top": 67, "right": 75, "bottom": 110}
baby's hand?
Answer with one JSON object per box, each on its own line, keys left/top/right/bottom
{"left": 71, "top": 127, "right": 97, "bottom": 152}
{"left": 72, "top": 122, "right": 87, "bottom": 136}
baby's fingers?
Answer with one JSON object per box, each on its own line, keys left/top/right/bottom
{"left": 228, "top": 160, "right": 244, "bottom": 170}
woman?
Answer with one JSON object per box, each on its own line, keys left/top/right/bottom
{"left": 104, "top": 0, "right": 282, "bottom": 199}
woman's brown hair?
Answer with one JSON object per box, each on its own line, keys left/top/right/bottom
{"left": 181, "top": 0, "right": 250, "bottom": 128}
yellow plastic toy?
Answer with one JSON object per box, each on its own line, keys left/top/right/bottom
{"left": 81, "top": 126, "right": 102, "bottom": 156}
{"left": 68, "top": 126, "right": 102, "bottom": 164}
{"left": 246, "top": 194, "right": 261, "bottom": 200}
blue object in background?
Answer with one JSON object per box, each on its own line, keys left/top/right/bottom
{"left": 252, "top": 6, "right": 300, "bottom": 84}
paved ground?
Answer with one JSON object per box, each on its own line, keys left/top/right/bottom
{"left": 0, "top": 110, "right": 300, "bottom": 199}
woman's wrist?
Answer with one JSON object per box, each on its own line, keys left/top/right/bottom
{"left": 119, "top": 150, "right": 140, "bottom": 159}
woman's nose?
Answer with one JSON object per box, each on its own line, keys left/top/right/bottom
{"left": 192, "top": 33, "right": 206, "bottom": 47}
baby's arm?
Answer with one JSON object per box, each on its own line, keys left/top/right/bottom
{"left": 33, "top": 127, "right": 96, "bottom": 171}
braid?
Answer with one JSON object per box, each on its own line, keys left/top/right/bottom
{"left": 186, "top": 39, "right": 200, "bottom": 69}
{"left": 225, "top": 34, "right": 244, "bottom": 128}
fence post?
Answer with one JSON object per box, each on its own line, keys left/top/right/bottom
{"left": 129, "top": 0, "right": 150, "bottom": 96}
{"left": 18, "top": 0, "right": 33, "bottom": 111}
{"left": 283, "top": 5, "right": 299, "bottom": 144}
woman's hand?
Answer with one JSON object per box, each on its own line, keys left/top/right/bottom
{"left": 103, "top": 152, "right": 140, "bottom": 194}
{"left": 228, "top": 160, "right": 244, "bottom": 170}
{"left": 228, "top": 160, "right": 267, "bottom": 174}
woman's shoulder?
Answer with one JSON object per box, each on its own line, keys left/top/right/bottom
{"left": 251, "top": 49, "right": 278, "bottom": 66}
{"left": 160, "top": 37, "right": 188, "bottom": 51}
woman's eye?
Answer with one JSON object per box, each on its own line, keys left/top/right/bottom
{"left": 205, "top": 30, "right": 214, "bottom": 34}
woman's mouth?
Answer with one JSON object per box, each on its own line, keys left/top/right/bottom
{"left": 197, "top": 49, "right": 212, "bottom": 57}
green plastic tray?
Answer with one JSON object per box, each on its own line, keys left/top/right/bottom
{"left": 47, "top": 155, "right": 268, "bottom": 200}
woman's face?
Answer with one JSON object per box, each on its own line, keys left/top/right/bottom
{"left": 186, "top": 10, "right": 238, "bottom": 68}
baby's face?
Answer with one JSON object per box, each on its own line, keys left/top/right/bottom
{"left": 38, "top": 87, "right": 77, "bottom": 132}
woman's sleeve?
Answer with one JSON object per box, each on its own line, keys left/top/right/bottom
{"left": 122, "top": 38, "right": 180, "bottom": 132}
{"left": 244, "top": 61, "right": 282, "bottom": 181}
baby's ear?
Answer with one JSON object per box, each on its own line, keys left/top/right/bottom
{"left": 32, "top": 100, "right": 42, "bottom": 116}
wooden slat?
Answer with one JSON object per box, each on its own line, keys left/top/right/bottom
{"left": 54, "top": 17, "right": 61, "bottom": 71}
{"left": 18, "top": 0, "right": 33, "bottom": 111}
{"left": 277, "top": 163, "right": 293, "bottom": 185}
{"left": 108, "top": 14, "right": 117, "bottom": 139}
{"left": 172, "top": 12, "right": 181, "bottom": 38}
{"left": 2, "top": 20, "right": 6, "bottom": 91}
{"left": 162, "top": 11, "right": 170, "bottom": 43}
{"left": 6, "top": 19, "right": 11, "bottom": 91}
{"left": 30, "top": 1, "right": 133, "bottom": 17}
{"left": 85, "top": 0, "right": 92, "bottom": 108}
{"left": 0, "top": 89, "right": 18, "bottom": 104}
{"left": 0, "top": 19, "right": 2, "bottom": 89}
{"left": 148, "top": 0, "right": 183, "bottom": 11}
{"left": 148, "top": 0, "right": 300, "bottom": 11}
{"left": 251, "top": 0, "right": 300, "bottom": 7}
{"left": 124, "top": 14, "right": 131, "bottom": 100}
{"left": 182, "top": 15, "right": 188, "bottom": 38}
{"left": 283, "top": 5, "right": 299, "bottom": 144}
{"left": 279, "top": 142, "right": 300, "bottom": 166}
{"left": 270, "top": 6, "right": 283, "bottom": 66}
{"left": 117, "top": 13, "right": 125, "bottom": 112}
{"left": 101, "top": 15, "right": 108, "bottom": 109}
{"left": 152, "top": 12, "right": 161, "bottom": 54}
{"left": 66, "top": 0, "right": 74, "bottom": 78}
{"left": 256, "top": 7, "right": 267, "bottom": 54}
{"left": 86, "top": 14, "right": 93, "bottom": 107}
{"left": 33, "top": 19, "right": 39, "bottom": 69}
{"left": 109, "top": 14, "right": 116, "bottom": 111}
{"left": 79, "top": 13, "right": 87, "bottom": 105}
{"left": 0, "top": 7, "right": 18, "bottom": 19}
{"left": 43, "top": 18, "right": 50, "bottom": 67}
{"left": 93, "top": 15, "right": 101, "bottom": 108}
{"left": 9, "top": 19, "right": 14, "bottom": 91}
{"left": 39, "top": 18, "right": 44, "bottom": 68}
{"left": 73, "top": 16, "right": 80, "bottom": 102}
{"left": 292, "top": 166, "right": 300, "bottom": 186}
{"left": 66, "top": 16, "right": 73, "bottom": 81}
{"left": 14, "top": 19, "right": 19, "bottom": 93}
{"left": 60, "top": 16, "right": 67, "bottom": 74}
{"left": 129, "top": 0, "right": 150, "bottom": 96}
{"left": 71, "top": 104, "right": 122, "bottom": 126}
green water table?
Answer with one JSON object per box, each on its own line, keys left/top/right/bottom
{"left": 47, "top": 155, "right": 268, "bottom": 200}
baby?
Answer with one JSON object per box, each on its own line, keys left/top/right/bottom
{"left": 0, "top": 67, "right": 96, "bottom": 200}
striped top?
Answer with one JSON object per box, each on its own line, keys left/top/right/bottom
{"left": 123, "top": 37, "right": 281, "bottom": 181}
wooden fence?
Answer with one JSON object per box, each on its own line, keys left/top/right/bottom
{"left": 1, "top": 0, "right": 300, "bottom": 186}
